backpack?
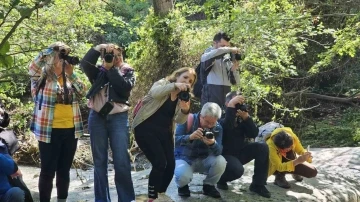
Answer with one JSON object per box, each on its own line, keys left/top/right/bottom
{"left": 132, "top": 99, "right": 143, "bottom": 119}
{"left": 186, "top": 113, "right": 194, "bottom": 133}
{"left": 193, "top": 62, "right": 212, "bottom": 99}
{"left": 255, "top": 121, "right": 284, "bottom": 143}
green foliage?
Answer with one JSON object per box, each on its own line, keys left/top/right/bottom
{"left": 300, "top": 108, "right": 360, "bottom": 147}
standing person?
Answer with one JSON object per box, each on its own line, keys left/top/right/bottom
{"left": 200, "top": 31, "right": 241, "bottom": 108}
{"left": 174, "top": 102, "right": 226, "bottom": 199}
{"left": 217, "top": 91, "right": 270, "bottom": 198}
{"left": 28, "top": 42, "right": 87, "bottom": 202}
{"left": 81, "top": 43, "right": 136, "bottom": 202}
{"left": 132, "top": 67, "right": 196, "bottom": 202}
{"left": 267, "top": 128, "right": 317, "bottom": 188}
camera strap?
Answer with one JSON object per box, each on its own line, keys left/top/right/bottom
{"left": 62, "top": 61, "right": 70, "bottom": 104}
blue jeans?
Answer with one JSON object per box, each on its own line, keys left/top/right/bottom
{"left": 174, "top": 155, "right": 227, "bottom": 188}
{"left": 89, "top": 110, "right": 135, "bottom": 202}
{"left": 0, "top": 187, "right": 24, "bottom": 202}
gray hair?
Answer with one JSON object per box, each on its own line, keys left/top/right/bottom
{"left": 200, "top": 102, "right": 222, "bottom": 119}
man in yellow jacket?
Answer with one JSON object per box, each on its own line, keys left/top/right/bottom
{"left": 266, "top": 127, "right": 317, "bottom": 188}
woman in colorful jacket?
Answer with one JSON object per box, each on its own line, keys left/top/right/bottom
{"left": 132, "top": 67, "right": 196, "bottom": 202}
{"left": 28, "top": 42, "right": 86, "bottom": 202}
{"left": 266, "top": 127, "right": 317, "bottom": 189}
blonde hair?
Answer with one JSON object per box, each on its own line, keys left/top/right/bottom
{"left": 41, "top": 42, "right": 71, "bottom": 80}
{"left": 166, "top": 67, "right": 197, "bottom": 87}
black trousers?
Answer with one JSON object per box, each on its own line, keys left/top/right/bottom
{"left": 38, "top": 128, "right": 78, "bottom": 202}
{"left": 219, "top": 142, "right": 269, "bottom": 185}
{"left": 134, "top": 126, "right": 175, "bottom": 199}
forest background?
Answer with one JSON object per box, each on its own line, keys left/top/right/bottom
{"left": 0, "top": 0, "right": 359, "bottom": 166}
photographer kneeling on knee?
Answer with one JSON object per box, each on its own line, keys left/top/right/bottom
{"left": 174, "top": 102, "right": 226, "bottom": 199}
{"left": 217, "top": 91, "right": 270, "bottom": 198}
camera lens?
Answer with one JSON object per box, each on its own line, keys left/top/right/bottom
{"left": 104, "top": 53, "right": 114, "bottom": 63}
{"left": 178, "top": 90, "right": 190, "bottom": 102}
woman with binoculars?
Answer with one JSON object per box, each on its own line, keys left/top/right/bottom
{"left": 28, "top": 42, "right": 86, "bottom": 202}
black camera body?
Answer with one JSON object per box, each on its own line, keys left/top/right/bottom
{"left": 104, "top": 52, "right": 114, "bottom": 63}
{"left": 231, "top": 53, "right": 242, "bottom": 61}
{"left": 59, "top": 49, "right": 79, "bottom": 65}
{"left": 235, "top": 103, "right": 248, "bottom": 112}
{"left": 202, "top": 128, "right": 218, "bottom": 139}
{"left": 178, "top": 89, "right": 190, "bottom": 102}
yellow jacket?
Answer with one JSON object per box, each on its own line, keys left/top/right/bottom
{"left": 266, "top": 127, "right": 310, "bottom": 177}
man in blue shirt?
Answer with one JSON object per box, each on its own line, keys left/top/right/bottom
{"left": 0, "top": 140, "right": 24, "bottom": 202}
{"left": 174, "top": 102, "right": 226, "bottom": 198}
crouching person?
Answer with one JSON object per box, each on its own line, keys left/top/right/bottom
{"left": 267, "top": 128, "right": 317, "bottom": 189}
{"left": 217, "top": 91, "right": 270, "bottom": 198}
{"left": 174, "top": 102, "right": 226, "bottom": 198}
{"left": 0, "top": 141, "right": 24, "bottom": 202}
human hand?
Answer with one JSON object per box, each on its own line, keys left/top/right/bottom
{"left": 179, "top": 100, "right": 190, "bottom": 113}
{"left": 231, "top": 60, "right": 240, "bottom": 71}
{"left": 11, "top": 169, "right": 22, "bottom": 179}
{"left": 64, "top": 61, "right": 74, "bottom": 76}
{"left": 228, "top": 95, "right": 245, "bottom": 108}
{"left": 236, "top": 109, "right": 249, "bottom": 120}
{"left": 175, "top": 83, "right": 190, "bottom": 92}
{"left": 202, "top": 136, "right": 215, "bottom": 146}
{"left": 189, "top": 128, "right": 203, "bottom": 140}
{"left": 297, "top": 152, "right": 312, "bottom": 163}
{"left": 231, "top": 47, "right": 240, "bottom": 54}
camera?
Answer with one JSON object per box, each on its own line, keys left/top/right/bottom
{"left": 235, "top": 103, "right": 248, "bottom": 112}
{"left": 104, "top": 52, "right": 114, "bottom": 63}
{"left": 59, "top": 49, "right": 80, "bottom": 65}
{"left": 178, "top": 89, "right": 190, "bottom": 102}
{"left": 230, "top": 53, "right": 242, "bottom": 61}
{"left": 202, "top": 128, "right": 214, "bottom": 139}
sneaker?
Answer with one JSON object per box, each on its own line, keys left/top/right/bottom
{"left": 274, "top": 173, "right": 291, "bottom": 189}
{"left": 203, "top": 184, "right": 221, "bottom": 198}
{"left": 178, "top": 185, "right": 190, "bottom": 197}
{"left": 249, "top": 184, "right": 271, "bottom": 198}
{"left": 217, "top": 182, "right": 229, "bottom": 190}
{"left": 292, "top": 174, "right": 303, "bottom": 182}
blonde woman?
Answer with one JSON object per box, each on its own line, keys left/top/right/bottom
{"left": 28, "top": 42, "right": 86, "bottom": 202}
{"left": 132, "top": 67, "right": 196, "bottom": 202}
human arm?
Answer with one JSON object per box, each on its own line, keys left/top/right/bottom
{"left": 174, "top": 100, "right": 190, "bottom": 124}
{"left": 106, "top": 64, "right": 136, "bottom": 95}
{"left": 67, "top": 73, "right": 88, "bottom": 98}
{"left": 204, "top": 124, "right": 223, "bottom": 156}
{"left": 268, "top": 144, "right": 295, "bottom": 172}
{"left": 80, "top": 44, "right": 109, "bottom": 84}
{"left": 0, "top": 154, "right": 18, "bottom": 176}
{"left": 200, "top": 47, "right": 239, "bottom": 63}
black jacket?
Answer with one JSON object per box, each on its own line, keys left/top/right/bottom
{"left": 80, "top": 48, "right": 135, "bottom": 105}
{"left": 219, "top": 107, "right": 259, "bottom": 156}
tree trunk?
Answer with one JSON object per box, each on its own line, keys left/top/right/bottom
{"left": 153, "top": 0, "right": 173, "bottom": 16}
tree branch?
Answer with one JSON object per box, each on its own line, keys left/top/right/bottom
{"left": 262, "top": 98, "right": 320, "bottom": 112}
{"left": 284, "top": 91, "right": 360, "bottom": 106}
{"left": 0, "top": 7, "right": 14, "bottom": 28}
{"left": 0, "top": 0, "right": 51, "bottom": 51}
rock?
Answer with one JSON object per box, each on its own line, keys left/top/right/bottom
{"left": 19, "top": 147, "right": 360, "bottom": 202}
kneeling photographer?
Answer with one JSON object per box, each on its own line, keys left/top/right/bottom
{"left": 132, "top": 67, "right": 196, "bottom": 202}
{"left": 174, "top": 102, "right": 226, "bottom": 199}
{"left": 217, "top": 91, "right": 271, "bottom": 198}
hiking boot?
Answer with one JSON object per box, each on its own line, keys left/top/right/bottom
{"left": 217, "top": 182, "right": 229, "bottom": 190}
{"left": 249, "top": 184, "right": 271, "bottom": 198}
{"left": 203, "top": 184, "right": 221, "bottom": 198}
{"left": 274, "top": 173, "right": 291, "bottom": 189}
{"left": 292, "top": 174, "right": 303, "bottom": 182}
{"left": 178, "top": 185, "right": 190, "bottom": 197}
